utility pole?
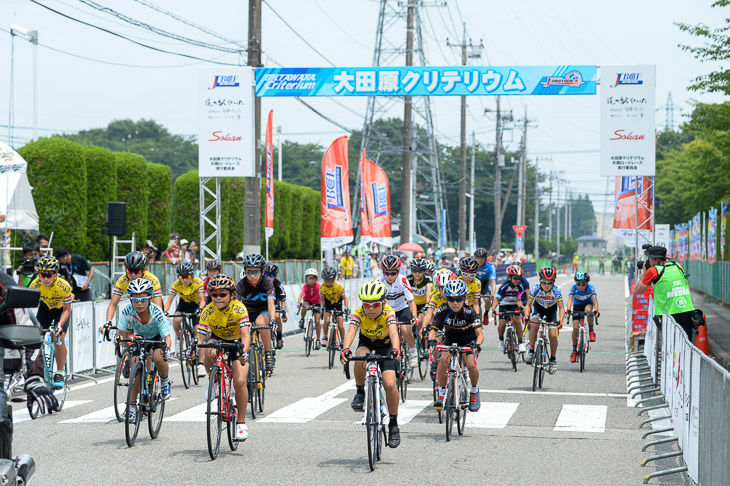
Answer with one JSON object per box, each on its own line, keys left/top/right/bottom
{"left": 243, "top": 0, "right": 262, "bottom": 255}
{"left": 534, "top": 163, "right": 540, "bottom": 258}
{"left": 548, "top": 170, "right": 553, "bottom": 243}
{"left": 490, "top": 97, "right": 503, "bottom": 251}
{"left": 400, "top": 0, "right": 415, "bottom": 244}
{"left": 520, "top": 110, "right": 528, "bottom": 227}
{"left": 469, "top": 131, "right": 476, "bottom": 253}
{"left": 556, "top": 178, "right": 561, "bottom": 257}
{"left": 277, "top": 125, "right": 282, "bottom": 181}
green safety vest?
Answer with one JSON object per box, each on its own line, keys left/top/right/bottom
{"left": 652, "top": 262, "right": 694, "bottom": 315}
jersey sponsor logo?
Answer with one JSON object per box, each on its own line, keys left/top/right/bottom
{"left": 371, "top": 181, "right": 388, "bottom": 217}
{"left": 241, "top": 292, "right": 268, "bottom": 302}
{"left": 325, "top": 166, "right": 346, "bottom": 211}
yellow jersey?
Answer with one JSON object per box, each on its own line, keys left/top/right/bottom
{"left": 113, "top": 271, "right": 163, "bottom": 297}
{"left": 340, "top": 256, "right": 354, "bottom": 276}
{"left": 320, "top": 281, "right": 346, "bottom": 304}
{"left": 427, "top": 288, "right": 446, "bottom": 310}
{"left": 407, "top": 275, "right": 432, "bottom": 306}
{"left": 198, "top": 300, "right": 250, "bottom": 340}
{"left": 459, "top": 276, "right": 482, "bottom": 306}
{"left": 351, "top": 304, "right": 396, "bottom": 342}
{"left": 171, "top": 276, "right": 205, "bottom": 304}
{"left": 30, "top": 277, "right": 72, "bottom": 309}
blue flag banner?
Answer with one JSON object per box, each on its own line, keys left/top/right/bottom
{"left": 256, "top": 65, "right": 597, "bottom": 97}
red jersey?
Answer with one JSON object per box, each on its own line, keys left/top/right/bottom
{"left": 300, "top": 282, "right": 321, "bottom": 305}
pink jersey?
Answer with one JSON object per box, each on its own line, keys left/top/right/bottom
{"left": 300, "top": 282, "right": 321, "bottom": 305}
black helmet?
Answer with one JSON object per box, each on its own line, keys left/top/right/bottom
{"left": 242, "top": 254, "right": 266, "bottom": 269}
{"left": 321, "top": 266, "right": 337, "bottom": 280}
{"left": 264, "top": 263, "right": 279, "bottom": 277}
{"left": 459, "top": 257, "right": 479, "bottom": 273}
{"left": 410, "top": 258, "right": 427, "bottom": 271}
{"left": 176, "top": 262, "right": 195, "bottom": 277}
{"left": 474, "top": 248, "right": 488, "bottom": 258}
{"left": 205, "top": 259, "right": 222, "bottom": 271}
{"left": 124, "top": 251, "right": 147, "bottom": 271}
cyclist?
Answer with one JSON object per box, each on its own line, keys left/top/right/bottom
{"left": 425, "top": 259, "right": 436, "bottom": 278}
{"left": 428, "top": 279, "right": 483, "bottom": 412}
{"left": 264, "top": 263, "right": 287, "bottom": 350}
{"left": 523, "top": 267, "right": 565, "bottom": 374}
{"left": 319, "top": 266, "right": 350, "bottom": 349}
{"left": 298, "top": 268, "right": 323, "bottom": 348}
{"left": 235, "top": 254, "right": 277, "bottom": 371}
{"left": 458, "top": 257, "right": 482, "bottom": 316}
{"left": 491, "top": 264, "right": 529, "bottom": 353}
{"left": 29, "top": 255, "right": 72, "bottom": 388}
{"left": 474, "top": 248, "right": 497, "bottom": 318}
{"left": 423, "top": 269, "right": 457, "bottom": 329}
{"left": 106, "top": 251, "right": 163, "bottom": 325}
{"left": 115, "top": 279, "right": 173, "bottom": 419}
{"left": 202, "top": 259, "right": 222, "bottom": 305}
{"left": 379, "top": 255, "right": 418, "bottom": 369}
{"left": 567, "top": 271, "right": 600, "bottom": 363}
{"left": 340, "top": 281, "right": 401, "bottom": 448}
{"left": 194, "top": 274, "right": 250, "bottom": 441}
{"left": 164, "top": 262, "right": 205, "bottom": 339}
{"left": 407, "top": 258, "right": 433, "bottom": 328}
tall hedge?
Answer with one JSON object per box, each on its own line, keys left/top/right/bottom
{"left": 227, "top": 178, "right": 246, "bottom": 258}
{"left": 18, "top": 137, "right": 88, "bottom": 252}
{"left": 172, "top": 170, "right": 200, "bottom": 245}
{"left": 83, "top": 145, "right": 116, "bottom": 260}
{"left": 115, "top": 152, "right": 149, "bottom": 243}
{"left": 146, "top": 162, "right": 173, "bottom": 250}
{"left": 304, "top": 187, "right": 321, "bottom": 258}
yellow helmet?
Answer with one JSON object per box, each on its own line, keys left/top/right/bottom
{"left": 358, "top": 280, "right": 386, "bottom": 301}
{"left": 36, "top": 255, "right": 60, "bottom": 273}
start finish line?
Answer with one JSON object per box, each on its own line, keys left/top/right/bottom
{"left": 255, "top": 65, "right": 597, "bottom": 97}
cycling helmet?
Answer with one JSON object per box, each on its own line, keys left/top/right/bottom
{"left": 410, "top": 258, "right": 427, "bottom": 271}
{"left": 205, "top": 259, "right": 222, "bottom": 271}
{"left": 242, "top": 254, "right": 266, "bottom": 269}
{"left": 381, "top": 255, "right": 401, "bottom": 272}
{"left": 539, "top": 267, "right": 557, "bottom": 281}
{"left": 443, "top": 279, "right": 468, "bottom": 298}
{"left": 124, "top": 251, "right": 147, "bottom": 271}
{"left": 359, "top": 280, "right": 386, "bottom": 301}
{"left": 208, "top": 274, "right": 236, "bottom": 292}
{"left": 264, "top": 263, "right": 279, "bottom": 277}
{"left": 459, "top": 257, "right": 479, "bottom": 273}
{"left": 36, "top": 255, "right": 60, "bottom": 273}
{"left": 321, "top": 266, "right": 337, "bottom": 280}
{"left": 127, "top": 278, "right": 154, "bottom": 296}
{"left": 304, "top": 267, "right": 319, "bottom": 278}
{"left": 474, "top": 248, "right": 488, "bottom": 258}
{"left": 574, "top": 271, "right": 590, "bottom": 283}
{"left": 506, "top": 264, "right": 523, "bottom": 277}
{"left": 425, "top": 260, "right": 436, "bottom": 273}
{"left": 435, "top": 269, "right": 457, "bottom": 288}
{"left": 176, "top": 261, "right": 195, "bottom": 277}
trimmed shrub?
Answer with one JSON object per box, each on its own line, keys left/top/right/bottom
{"left": 227, "top": 178, "right": 246, "bottom": 259}
{"left": 115, "top": 152, "right": 149, "bottom": 243}
{"left": 146, "top": 162, "right": 173, "bottom": 251}
{"left": 18, "top": 137, "right": 88, "bottom": 252}
{"left": 172, "top": 170, "right": 200, "bottom": 244}
{"left": 82, "top": 145, "right": 116, "bottom": 260}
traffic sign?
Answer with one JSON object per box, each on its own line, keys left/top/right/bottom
{"left": 513, "top": 225, "right": 527, "bottom": 238}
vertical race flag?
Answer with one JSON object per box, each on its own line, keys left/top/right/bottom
{"left": 362, "top": 153, "right": 392, "bottom": 247}
{"left": 612, "top": 176, "right": 653, "bottom": 245}
{"left": 708, "top": 207, "right": 717, "bottom": 264}
{"left": 265, "top": 110, "right": 274, "bottom": 240}
{"left": 321, "top": 136, "right": 353, "bottom": 250}
{"left": 722, "top": 202, "right": 728, "bottom": 260}
{"left": 359, "top": 149, "right": 373, "bottom": 245}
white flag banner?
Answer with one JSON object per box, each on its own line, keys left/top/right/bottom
{"left": 70, "top": 302, "right": 94, "bottom": 373}
{"left": 686, "top": 348, "right": 701, "bottom": 482}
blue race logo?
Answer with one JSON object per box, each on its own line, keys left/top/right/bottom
{"left": 209, "top": 75, "right": 240, "bottom": 89}
{"left": 610, "top": 73, "right": 643, "bottom": 88}
{"left": 371, "top": 182, "right": 388, "bottom": 217}
{"left": 325, "top": 166, "right": 345, "bottom": 210}
{"left": 540, "top": 70, "right": 585, "bottom": 88}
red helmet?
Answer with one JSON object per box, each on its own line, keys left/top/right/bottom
{"left": 539, "top": 267, "right": 557, "bottom": 281}
{"left": 506, "top": 264, "right": 523, "bottom": 277}
{"left": 381, "top": 255, "right": 401, "bottom": 272}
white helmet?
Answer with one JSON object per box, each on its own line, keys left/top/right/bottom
{"left": 435, "top": 269, "right": 456, "bottom": 288}
{"left": 304, "top": 267, "right": 319, "bottom": 278}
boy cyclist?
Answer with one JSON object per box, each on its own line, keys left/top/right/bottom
{"left": 524, "top": 267, "right": 565, "bottom": 374}
{"left": 458, "top": 257, "right": 482, "bottom": 316}
{"left": 264, "top": 263, "right": 287, "bottom": 350}
{"left": 164, "top": 262, "right": 205, "bottom": 339}
{"left": 319, "top": 266, "right": 350, "bottom": 349}
{"left": 407, "top": 258, "right": 433, "bottom": 328}
{"left": 202, "top": 260, "right": 222, "bottom": 305}
{"left": 298, "top": 268, "right": 322, "bottom": 348}
{"left": 566, "top": 271, "right": 599, "bottom": 363}
{"left": 379, "top": 255, "right": 418, "bottom": 368}
{"left": 340, "top": 281, "right": 401, "bottom": 448}
{"left": 491, "top": 264, "right": 529, "bottom": 353}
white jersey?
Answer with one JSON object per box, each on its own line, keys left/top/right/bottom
{"left": 379, "top": 274, "right": 414, "bottom": 312}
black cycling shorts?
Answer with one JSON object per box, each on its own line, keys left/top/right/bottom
{"left": 416, "top": 303, "right": 427, "bottom": 315}
{"left": 498, "top": 304, "right": 520, "bottom": 316}
{"left": 356, "top": 335, "right": 396, "bottom": 373}
{"left": 36, "top": 304, "right": 66, "bottom": 333}
{"left": 176, "top": 300, "right": 200, "bottom": 317}
{"left": 130, "top": 334, "right": 167, "bottom": 355}
{"left": 531, "top": 303, "right": 558, "bottom": 324}
{"left": 443, "top": 331, "right": 477, "bottom": 353}
{"left": 571, "top": 302, "right": 591, "bottom": 315}
{"left": 395, "top": 307, "right": 413, "bottom": 324}
{"left": 205, "top": 336, "right": 245, "bottom": 361}
{"left": 323, "top": 300, "right": 343, "bottom": 313}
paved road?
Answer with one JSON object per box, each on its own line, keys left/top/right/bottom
{"left": 13, "top": 274, "right": 677, "bottom": 485}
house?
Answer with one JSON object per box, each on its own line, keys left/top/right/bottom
{"left": 576, "top": 235, "right": 607, "bottom": 256}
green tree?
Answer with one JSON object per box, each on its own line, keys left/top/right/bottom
{"left": 83, "top": 146, "right": 116, "bottom": 260}
{"left": 115, "top": 152, "right": 149, "bottom": 244}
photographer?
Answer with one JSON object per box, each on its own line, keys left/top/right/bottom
{"left": 635, "top": 245, "right": 697, "bottom": 341}
{"left": 55, "top": 248, "right": 94, "bottom": 302}
{"left": 13, "top": 241, "right": 41, "bottom": 288}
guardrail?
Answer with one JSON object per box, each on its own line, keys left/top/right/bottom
{"left": 681, "top": 259, "right": 730, "bottom": 305}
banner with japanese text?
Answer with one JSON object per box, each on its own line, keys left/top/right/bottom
{"left": 256, "top": 65, "right": 597, "bottom": 98}
{"left": 265, "top": 110, "right": 274, "bottom": 239}
{"left": 701, "top": 212, "right": 706, "bottom": 262}
{"left": 690, "top": 214, "right": 701, "bottom": 261}
{"left": 612, "top": 176, "right": 653, "bottom": 245}
{"left": 722, "top": 202, "right": 727, "bottom": 260}
{"left": 359, "top": 150, "right": 373, "bottom": 245}
{"left": 320, "top": 136, "right": 353, "bottom": 250}
{"left": 362, "top": 153, "right": 392, "bottom": 247}
{"left": 708, "top": 208, "right": 717, "bottom": 264}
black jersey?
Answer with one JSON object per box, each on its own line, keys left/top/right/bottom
{"left": 432, "top": 304, "right": 482, "bottom": 335}
{"left": 235, "top": 276, "right": 275, "bottom": 314}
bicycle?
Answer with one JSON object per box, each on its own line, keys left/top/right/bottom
{"left": 169, "top": 312, "right": 200, "bottom": 389}
{"left": 570, "top": 311, "right": 595, "bottom": 373}
{"left": 416, "top": 322, "right": 429, "bottom": 381}
{"left": 300, "top": 303, "right": 320, "bottom": 357}
{"left": 395, "top": 321, "right": 415, "bottom": 402}
{"left": 195, "top": 340, "right": 243, "bottom": 460}
{"left": 495, "top": 309, "right": 523, "bottom": 372}
{"left": 436, "top": 343, "right": 473, "bottom": 441}
{"left": 28, "top": 323, "right": 67, "bottom": 419}
{"left": 122, "top": 335, "right": 168, "bottom": 447}
{"left": 102, "top": 325, "right": 134, "bottom": 422}
{"left": 530, "top": 317, "right": 556, "bottom": 392}
{"left": 344, "top": 353, "right": 391, "bottom": 471}
{"left": 326, "top": 308, "right": 348, "bottom": 370}
{"left": 247, "top": 324, "right": 268, "bottom": 418}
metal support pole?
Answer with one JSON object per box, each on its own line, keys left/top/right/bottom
{"left": 534, "top": 163, "right": 539, "bottom": 258}
{"left": 469, "top": 131, "right": 475, "bottom": 253}
{"left": 277, "top": 125, "right": 282, "bottom": 181}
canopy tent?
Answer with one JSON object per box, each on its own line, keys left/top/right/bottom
{"left": 1, "top": 142, "right": 39, "bottom": 232}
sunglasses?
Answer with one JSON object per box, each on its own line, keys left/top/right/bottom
{"left": 127, "top": 269, "right": 143, "bottom": 275}
{"left": 576, "top": 282, "right": 587, "bottom": 286}
{"left": 384, "top": 271, "right": 398, "bottom": 276}
{"left": 307, "top": 276, "right": 317, "bottom": 280}
{"left": 461, "top": 272, "right": 476, "bottom": 278}
{"left": 179, "top": 274, "right": 191, "bottom": 279}
{"left": 130, "top": 297, "right": 150, "bottom": 303}
{"left": 264, "top": 273, "right": 276, "bottom": 278}
{"left": 540, "top": 281, "right": 554, "bottom": 285}
{"left": 362, "top": 301, "right": 383, "bottom": 309}
{"left": 211, "top": 292, "right": 230, "bottom": 299}
{"left": 510, "top": 276, "right": 521, "bottom": 280}
{"left": 412, "top": 269, "right": 424, "bottom": 273}
{"left": 447, "top": 297, "right": 465, "bottom": 303}
{"left": 40, "top": 272, "right": 56, "bottom": 279}
{"left": 246, "top": 270, "right": 261, "bottom": 276}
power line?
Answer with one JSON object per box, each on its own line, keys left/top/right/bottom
{"left": 311, "top": 0, "right": 371, "bottom": 51}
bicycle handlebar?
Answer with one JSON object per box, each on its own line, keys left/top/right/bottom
{"left": 343, "top": 353, "right": 391, "bottom": 380}
{"left": 435, "top": 343, "right": 474, "bottom": 354}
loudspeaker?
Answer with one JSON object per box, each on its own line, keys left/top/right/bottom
{"left": 105, "top": 202, "right": 127, "bottom": 236}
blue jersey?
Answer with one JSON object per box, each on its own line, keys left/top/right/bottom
{"left": 528, "top": 284, "right": 563, "bottom": 308}
{"left": 118, "top": 303, "right": 171, "bottom": 339}
{"left": 568, "top": 284, "right": 597, "bottom": 305}
{"left": 496, "top": 279, "right": 529, "bottom": 306}
{"left": 475, "top": 261, "right": 496, "bottom": 292}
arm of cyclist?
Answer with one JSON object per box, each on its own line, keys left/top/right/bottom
{"left": 163, "top": 293, "right": 175, "bottom": 314}
{"left": 57, "top": 301, "right": 71, "bottom": 334}
{"left": 592, "top": 295, "right": 599, "bottom": 320}
{"left": 240, "top": 325, "right": 251, "bottom": 364}
{"left": 105, "top": 293, "right": 121, "bottom": 322}
{"left": 339, "top": 321, "right": 359, "bottom": 365}
{"left": 557, "top": 300, "right": 566, "bottom": 325}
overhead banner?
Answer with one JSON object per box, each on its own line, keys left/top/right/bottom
{"left": 359, "top": 150, "right": 373, "bottom": 245}
{"left": 256, "top": 65, "right": 597, "bottom": 97}
{"left": 600, "top": 65, "right": 656, "bottom": 176}
{"left": 198, "top": 67, "right": 255, "bottom": 177}
{"left": 612, "top": 176, "right": 653, "bottom": 243}
{"left": 362, "top": 152, "right": 392, "bottom": 247}
{"left": 320, "top": 136, "right": 353, "bottom": 250}
{"left": 265, "top": 110, "right": 274, "bottom": 239}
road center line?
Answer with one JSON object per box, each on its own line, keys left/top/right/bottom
{"left": 406, "top": 387, "right": 627, "bottom": 398}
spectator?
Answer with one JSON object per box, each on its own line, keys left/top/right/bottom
{"left": 13, "top": 240, "right": 41, "bottom": 287}
{"left": 188, "top": 240, "right": 200, "bottom": 265}
{"left": 36, "top": 234, "right": 50, "bottom": 254}
{"left": 55, "top": 248, "right": 95, "bottom": 302}
{"left": 179, "top": 239, "right": 190, "bottom": 262}
{"left": 142, "top": 240, "right": 158, "bottom": 264}
{"left": 339, "top": 248, "right": 355, "bottom": 279}
{"left": 161, "top": 240, "right": 178, "bottom": 263}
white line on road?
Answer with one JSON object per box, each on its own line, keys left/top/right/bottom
{"left": 466, "top": 402, "right": 520, "bottom": 429}
{"left": 407, "top": 387, "right": 627, "bottom": 398}
{"left": 14, "top": 400, "right": 93, "bottom": 423}
{"left": 396, "top": 400, "right": 431, "bottom": 424}
{"left": 554, "top": 404, "right": 607, "bottom": 433}
{"left": 61, "top": 398, "right": 177, "bottom": 423}
{"left": 165, "top": 403, "right": 207, "bottom": 422}
{"left": 259, "top": 381, "right": 355, "bottom": 423}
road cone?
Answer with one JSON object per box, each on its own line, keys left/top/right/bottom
{"left": 696, "top": 324, "right": 709, "bottom": 354}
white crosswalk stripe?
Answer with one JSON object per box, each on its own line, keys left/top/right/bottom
{"left": 14, "top": 400, "right": 92, "bottom": 423}
{"left": 554, "top": 404, "right": 608, "bottom": 433}
{"left": 60, "top": 398, "right": 177, "bottom": 423}
{"left": 466, "top": 401, "right": 520, "bottom": 429}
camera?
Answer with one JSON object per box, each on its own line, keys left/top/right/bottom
{"left": 19, "top": 258, "right": 38, "bottom": 277}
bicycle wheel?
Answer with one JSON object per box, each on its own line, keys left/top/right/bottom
{"left": 148, "top": 367, "right": 165, "bottom": 439}
{"left": 398, "top": 355, "right": 408, "bottom": 403}
{"left": 445, "top": 374, "right": 455, "bottom": 442}
{"left": 180, "top": 323, "right": 191, "bottom": 389}
{"left": 539, "top": 349, "right": 546, "bottom": 389}
{"left": 304, "top": 319, "right": 313, "bottom": 357}
{"left": 366, "top": 378, "right": 378, "bottom": 471}
{"left": 125, "top": 361, "right": 144, "bottom": 447}
{"left": 247, "top": 348, "right": 258, "bottom": 419}
{"left": 579, "top": 331, "right": 586, "bottom": 373}
{"left": 227, "top": 390, "right": 239, "bottom": 451}
{"left": 506, "top": 328, "right": 517, "bottom": 372}
{"left": 532, "top": 342, "right": 541, "bottom": 392}
{"left": 417, "top": 341, "right": 428, "bottom": 381}
{"left": 114, "top": 351, "right": 130, "bottom": 422}
{"left": 256, "top": 344, "right": 266, "bottom": 413}
{"left": 457, "top": 375, "right": 467, "bottom": 436}
{"left": 328, "top": 327, "right": 336, "bottom": 369}
{"left": 206, "top": 365, "right": 223, "bottom": 460}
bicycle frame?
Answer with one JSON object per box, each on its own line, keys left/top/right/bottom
{"left": 205, "top": 346, "right": 235, "bottom": 422}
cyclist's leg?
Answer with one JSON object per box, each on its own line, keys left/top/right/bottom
{"left": 54, "top": 324, "right": 68, "bottom": 374}
{"left": 313, "top": 310, "right": 322, "bottom": 341}
{"left": 585, "top": 303, "right": 595, "bottom": 327}
{"left": 513, "top": 316, "right": 524, "bottom": 340}
{"left": 151, "top": 347, "right": 169, "bottom": 379}
{"left": 336, "top": 314, "right": 345, "bottom": 343}
{"left": 322, "top": 310, "right": 331, "bottom": 344}
{"left": 528, "top": 316, "right": 539, "bottom": 348}
{"left": 396, "top": 308, "right": 415, "bottom": 348}
{"left": 548, "top": 327, "right": 559, "bottom": 355}
{"left": 437, "top": 350, "right": 450, "bottom": 388}
{"left": 231, "top": 359, "right": 249, "bottom": 419}
{"left": 381, "top": 369, "right": 399, "bottom": 415}
{"left": 497, "top": 318, "right": 507, "bottom": 339}
{"left": 256, "top": 313, "right": 272, "bottom": 353}
{"left": 464, "top": 351, "right": 479, "bottom": 387}
{"left": 172, "top": 316, "right": 183, "bottom": 338}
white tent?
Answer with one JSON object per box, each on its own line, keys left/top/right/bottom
{"left": 0, "top": 142, "right": 39, "bottom": 232}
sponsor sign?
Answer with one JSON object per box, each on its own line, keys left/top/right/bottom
{"left": 265, "top": 110, "right": 274, "bottom": 238}
{"left": 612, "top": 176, "right": 653, "bottom": 243}
{"left": 321, "top": 136, "right": 353, "bottom": 250}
